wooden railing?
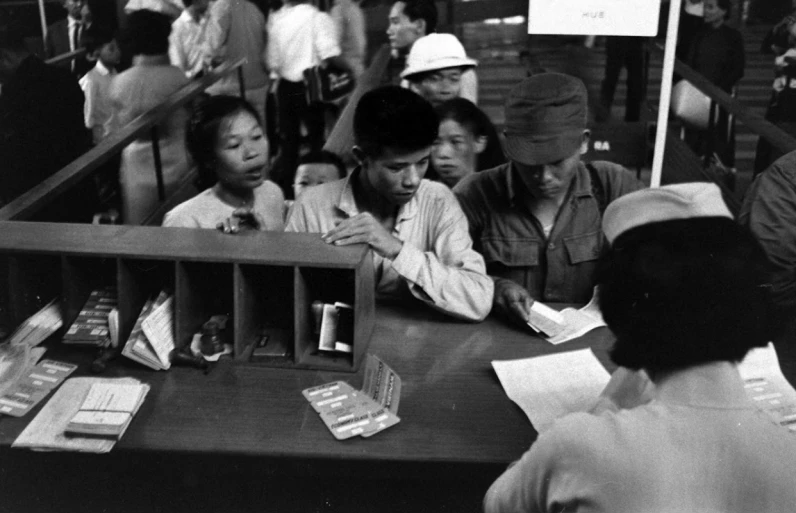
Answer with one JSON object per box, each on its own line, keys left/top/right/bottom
{"left": 0, "top": 58, "right": 246, "bottom": 222}
{"left": 44, "top": 48, "right": 86, "bottom": 66}
{"left": 654, "top": 44, "right": 796, "bottom": 159}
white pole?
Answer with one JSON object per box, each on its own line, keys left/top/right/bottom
{"left": 37, "top": 0, "right": 48, "bottom": 49}
{"left": 650, "top": 0, "right": 683, "bottom": 188}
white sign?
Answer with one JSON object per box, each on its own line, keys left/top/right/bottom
{"left": 528, "top": 0, "right": 662, "bottom": 36}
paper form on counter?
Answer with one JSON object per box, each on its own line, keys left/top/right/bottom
{"left": 141, "top": 296, "right": 175, "bottom": 369}
{"left": 738, "top": 343, "right": 796, "bottom": 434}
{"left": 492, "top": 348, "right": 610, "bottom": 432}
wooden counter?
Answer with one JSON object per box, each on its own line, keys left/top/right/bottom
{"left": 1, "top": 302, "right": 794, "bottom": 513}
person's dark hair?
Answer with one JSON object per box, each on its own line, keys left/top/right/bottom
{"left": 81, "top": 25, "right": 115, "bottom": 55}
{"left": 354, "top": 86, "right": 438, "bottom": 157}
{"left": 598, "top": 218, "right": 777, "bottom": 374}
{"left": 298, "top": 150, "right": 347, "bottom": 179}
{"left": 187, "top": 95, "right": 263, "bottom": 190}
{"left": 716, "top": 0, "right": 731, "bottom": 19}
{"left": 183, "top": 0, "right": 195, "bottom": 6}
{"left": 119, "top": 10, "right": 171, "bottom": 56}
{"left": 401, "top": 0, "right": 437, "bottom": 34}
{"left": 435, "top": 98, "right": 505, "bottom": 171}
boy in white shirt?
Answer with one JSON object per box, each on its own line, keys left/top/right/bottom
{"left": 79, "top": 27, "right": 121, "bottom": 144}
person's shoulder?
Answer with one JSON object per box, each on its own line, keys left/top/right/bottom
{"left": 454, "top": 164, "right": 509, "bottom": 198}
{"left": 255, "top": 180, "right": 285, "bottom": 201}
{"left": 163, "top": 188, "right": 217, "bottom": 227}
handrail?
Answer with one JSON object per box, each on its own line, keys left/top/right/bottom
{"left": 45, "top": 48, "right": 86, "bottom": 66}
{"left": 0, "top": 57, "right": 246, "bottom": 222}
{"left": 653, "top": 43, "right": 796, "bottom": 155}
{"left": 324, "top": 44, "right": 392, "bottom": 157}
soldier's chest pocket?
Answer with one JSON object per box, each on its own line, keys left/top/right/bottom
{"left": 563, "top": 231, "right": 603, "bottom": 264}
{"left": 479, "top": 237, "right": 540, "bottom": 267}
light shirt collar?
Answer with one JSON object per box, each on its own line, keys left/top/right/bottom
{"left": 506, "top": 160, "right": 592, "bottom": 206}
{"left": 654, "top": 361, "right": 752, "bottom": 409}
{"left": 94, "top": 59, "right": 113, "bottom": 76}
{"left": 335, "top": 167, "right": 420, "bottom": 222}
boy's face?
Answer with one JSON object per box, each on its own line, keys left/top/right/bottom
{"left": 97, "top": 40, "right": 121, "bottom": 67}
{"left": 360, "top": 146, "right": 430, "bottom": 207}
{"left": 293, "top": 163, "right": 341, "bottom": 198}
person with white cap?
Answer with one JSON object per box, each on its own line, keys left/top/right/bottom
{"left": 385, "top": 0, "right": 478, "bottom": 103}
{"left": 485, "top": 182, "right": 796, "bottom": 513}
{"left": 454, "top": 73, "right": 642, "bottom": 324}
{"left": 400, "top": 32, "right": 477, "bottom": 106}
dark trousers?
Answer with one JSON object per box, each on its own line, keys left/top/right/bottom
{"left": 600, "top": 37, "right": 645, "bottom": 122}
{"left": 274, "top": 79, "right": 326, "bottom": 199}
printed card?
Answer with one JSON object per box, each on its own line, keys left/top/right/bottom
{"left": 362, "top": 354, "right": 402, "bottom": 415}
{"left": 0, "top": 388, "right": 48, "bottom": 417}
{"left": 360, "top": 407, "right": 401, "bottom": 438}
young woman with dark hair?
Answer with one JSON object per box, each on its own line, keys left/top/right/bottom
{"left": 162, "top": 95, "right": 284, "bottom": 232}
{"left": 430, "top": 98, "right": 504, "bottom": 188}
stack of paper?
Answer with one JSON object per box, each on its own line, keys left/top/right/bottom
{"left": 13, "top": 377, "right": 150, "bottom": 453}
{"left": 65, "top": 381, "right": 149, "bottom": 438}
{"left": 63, "top": 288, "right": 117, "bottom": 346}
{"left": 121, "top": 291, "right": 173, "bottom": 370}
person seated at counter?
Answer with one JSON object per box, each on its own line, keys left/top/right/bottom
{"left": 286, "top": 85, "right": 493, "bottom": 321}
{"left": 454, "top": 73, "right": 643, "bottom": 324}
{"left": 162, "top": 95, "right": 285, "bottom": 232}
{"left": 484, "top": 183, "right": 796, "bottom": 513}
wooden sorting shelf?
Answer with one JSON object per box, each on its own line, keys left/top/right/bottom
{"left": 0, "top": 222, "right": 375, "bottom": 372}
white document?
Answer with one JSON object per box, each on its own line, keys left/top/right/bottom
{"left": 543, "top": 292, "right": 607, "bottom": 345}
{"left": 80, "top": 383, "right": 147, "bottom": 412}
{"left": 141, "top": 296, "right": 175, "bottom": 369}
{"left": 492, "top": 348, "right": 611, "bottom": 432}
{"left": 738, "top": 343, "right": 796, "bottom": 434}
{"left": 528, "top": 0, "right": 661, "bottom": 36}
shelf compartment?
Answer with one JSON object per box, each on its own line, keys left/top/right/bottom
{"left": 175, "top": 262, "right": 233, "bottom": 351}
{"left": 295, "top": 266, "right": 363, "bottom": 372}
{"left": 1, "top": 254, "right": 61, "bottom": 328}
{"left": 61, "top": 256, "right": 116, "bottom": 329}
{"left": 234, "top": 264, "right": 294, "bottom": 363}
{"left": 117, "top": 259, "right": 175, "bottom": 348}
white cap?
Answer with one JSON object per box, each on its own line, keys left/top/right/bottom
{"left": 602, "top": 183, "right": 734, "bottom": 244}
{"left": 401, "top": 33, "right": 477, "bottom": 80}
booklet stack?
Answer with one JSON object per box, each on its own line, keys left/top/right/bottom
{"left": 65, "top": 381, "right": 149, "bottom": 438}
{"left": 121, "top": 291, "right": 175, "bottom": 370}
{"left": 63, "top": 288, "right": 117, "bottom": 347}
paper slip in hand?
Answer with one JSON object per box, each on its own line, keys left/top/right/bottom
{"left": 527, "top": 302, "right": 566, "bottom": 338}
{"left": 492, "top": 349, "right": 610, "bottom": 432}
